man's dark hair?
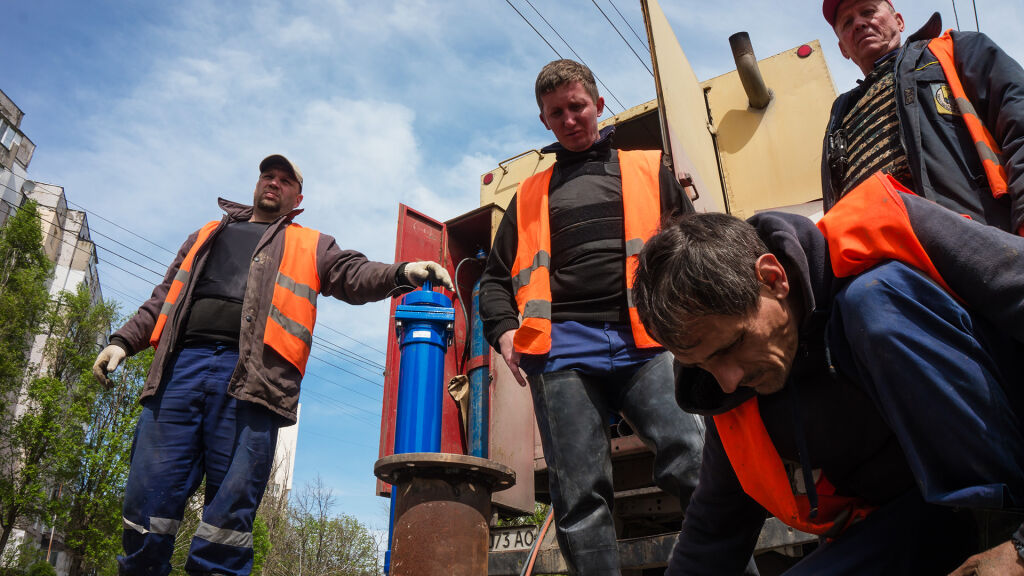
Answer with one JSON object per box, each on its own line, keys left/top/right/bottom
{"left": 633, "top": 212, "right": 768, "bottom": 351}
{"left": 535, "top": 59, "right": 600, "bottom": 112}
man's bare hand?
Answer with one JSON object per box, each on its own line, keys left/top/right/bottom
{"left": 498, "top": 330, "right": 528, "bottom": 387}
{"left": 948, "top": 541, "right": 1024, "bottom": 576}
{"left": 92, "top": 344, "right": 127, "bottom": 388}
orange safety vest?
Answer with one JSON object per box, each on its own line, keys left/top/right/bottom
{"left": 816, "top": 171, "right": 962, "bottom": 302}
{"left": 149, "top": 221, "right": 322, "bottom": 375}
{"left": 929, "top": 31, "right": 1008, "bottom": 198}
{"left": 714, "top": 397, "right": 876, "bottom": 536}
{"left": 510, "top": 149, "right": 663, "bottom": 354}
{"left": 149, "top": 220, "right": 220, "bottom": 349}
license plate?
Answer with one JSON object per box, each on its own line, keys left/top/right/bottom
{"left": 489, "top": 525, "right": 538, "bottom": 551}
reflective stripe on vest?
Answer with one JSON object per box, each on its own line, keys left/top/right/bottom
{"left": 714, "top": 397, "right": 875, "bottom": 537}
{"left": 264, "top": 224, "right": 321, "bottom": 375}
{"left": 510, "top": 149, "right": 663, "bottom": 354}
{"left": 149, "top": 221, "right": 220, "bottom": 348}
{"left": 929, "top": 31, "right": 1008, "bottom": 198}
{"left": 816, "top": 171, "right": 961, "bottom": 302}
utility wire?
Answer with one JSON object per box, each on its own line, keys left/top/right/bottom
{"left": 301, "top": 387, "right": 381, "bottom": 426}
{"left": 504, "top": 0, "right": 564, "bottom": 60}
{"left": 96, "top": 244, "right": 167, "bottom": 280}
{"left": 100, "top": 282, "right": 148, "bottom": 306}
{"left": 591, "top": 0, "right": 654, "bottom": 76}
{"left": 97, "top": 255, "right": 163, "bottom": 286}
{"left": 519, "top": 0, "right": 628, "bottom": 112}
{"left": 951, "top": 0, "right": 961, "bottom": 30}
{"left": 308, "top": 350, "right": 384, "bottom": 391}
{"left": 609, "top": 0, "right": 649, "bottom": 50}
{"left": 317, "top": 322, "right": 386, "bottom": 357}
{"left": 314, "top": 337, "right": 384, "bottom": 372}
{"left": 971, "top": 0, "right": 979, "bottom": 31}
{"left": 89, "top": 226, "right": 175, "bottom": 270}
{"left": 312, "top": 339, "right": 385, "bottom": 378}
{"left": 66, "top": 199, "right": 178, "bottom": 257}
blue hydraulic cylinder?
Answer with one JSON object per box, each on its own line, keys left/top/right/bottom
{"left": 392, "top": 281, "right": 454, "bottom": 453}
{"left": 386, "top": 281, "right": 454, "bottom": 574}
{"left": 468, "top": 277, "right": 490, "bottom": 458}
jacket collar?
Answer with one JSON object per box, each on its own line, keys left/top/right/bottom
{"left": 906, "top": 12, "right": 943, "bottom": 44}
{"left": 217, "top": 197, "right": 304, "bottom": 224}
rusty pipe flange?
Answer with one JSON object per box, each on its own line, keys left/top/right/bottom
{"left": 377, "top": 453, "right": 516, "bottom": 576}
{"left": 375, "top": 452, "right": 516, "bottom": 491}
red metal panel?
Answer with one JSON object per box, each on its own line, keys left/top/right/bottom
{"left": 378, "top": 204, "right": 466, "bottom": 496}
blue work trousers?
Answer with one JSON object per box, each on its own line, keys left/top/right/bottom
{"left": 796, "top": 261, "right": 1024, "bottom": 573}
{"left": 119, "top": 345, "right": 279, "bottom": 576}
{"left": 829, "top": 261, "right": 1024, "bottom": 510}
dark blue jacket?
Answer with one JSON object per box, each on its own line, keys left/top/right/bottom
{"left": 821, "top": 14, "right": 1024, "bottom": 234}
{"left": 665, "top": 213, "right": 914, "bottom": 575}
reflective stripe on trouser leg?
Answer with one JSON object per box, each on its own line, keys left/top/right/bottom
{"left": 119, "top": 346, "right": 221, "bottom": 576}
{"left": 185, "top": 393, "right": 279, "bottom": 575}
{"left": 529, "top": 369, "right": 620, "bottom": 575}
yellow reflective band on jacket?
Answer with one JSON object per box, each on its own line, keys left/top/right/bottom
{"left": 149, "top": 221, "right": 220, "bottom": 349}
{"left": 510, "top": 149, "right": 663, "bottom": 354}
{"left": 264, "top": 224, "right": 321, "bottom": 375}
{"left": 929, "top": 31, "right": 1008, "bottom": 198}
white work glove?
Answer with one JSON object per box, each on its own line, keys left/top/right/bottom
{"left": 92, "top": 344, "right": 127, "bottom": 388}
{"left": 404, "top": 261, "right": 455, "bottom": 291}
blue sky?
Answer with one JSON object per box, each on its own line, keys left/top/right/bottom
{"left": 6, "top": 0, "right": 1022, "bottom": 533}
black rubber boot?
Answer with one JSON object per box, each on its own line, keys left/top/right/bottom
{"left": 616, "top": 352, "right": 705, "bottom": 504}
{"left": 529, "top": 369, "right": 621, "bottom": 575}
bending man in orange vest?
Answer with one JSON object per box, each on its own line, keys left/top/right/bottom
{"left": 90, "top": 154, "right": 453, "bottom": 576}
{"left": 633, "top": 211, "right": 1024, "bottom": 575}
{"left": 821, "top": 0, "right": 1024, "bottom": 236}
{"left": 479, "top": 60, "right": 707, "bottom": 575}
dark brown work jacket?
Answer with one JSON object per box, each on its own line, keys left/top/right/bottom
{"left": 111, "top": 198, "right": 403, "bottom": 424}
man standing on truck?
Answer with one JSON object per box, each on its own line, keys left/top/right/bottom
{"left": 91, "top": 154, "right": 453, "bottom": 576}
{"left": 633, "top": 210, "right": 1024, "bottom": 575}
{"left": 821, "top": 0, "right": 1024, "bottom": 235}
{"left": 479, "top": 59, "right": 707, "bottom": 575}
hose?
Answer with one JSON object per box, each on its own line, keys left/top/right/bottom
{"left": 519, "top": 508, "right": 554, "bottom": 576}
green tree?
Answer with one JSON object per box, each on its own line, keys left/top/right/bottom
{"left": 0, "top": 200, "right": 53, "bottom": 556}
{"left": 251, "top": 516, "right": 270, "bottom": 576}
{"left": 61, "top": 312, "right": 148, "bottom": 576}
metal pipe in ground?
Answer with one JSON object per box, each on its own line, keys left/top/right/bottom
{"left": 376, "top": 452, "right": 515, "bottom": 576}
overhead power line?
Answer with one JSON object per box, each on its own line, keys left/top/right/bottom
{"left": 504, "top": 0, "right": 564, "bottom": 59}
{"left": 504, "top": 0, "right": 626, "bottom": 114}
{"left": 609, "top": 0, "right": 649, "bottom": 51}
{"left": 591, "top": 0, "right": 653, "bottom": 76}
{"left": 66, "top": 199, "right": 178, "bottom": 257}
{"left": 520, "top": 0, "right": 628, "bottom": 112}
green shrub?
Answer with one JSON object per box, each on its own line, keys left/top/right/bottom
{"left": 25, "top": 562, "right": 56, "bottom": 576}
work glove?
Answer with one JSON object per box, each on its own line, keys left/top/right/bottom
{"left": 404, "top": 261, "right": 455, "bottom": 291}
{"left": 92, "top": 344, "right": 127, "bottom": 388}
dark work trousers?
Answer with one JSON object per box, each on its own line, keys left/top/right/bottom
{"left": 522, "top": 321, "right": 705, "bottom": 576}
{"left": 809, "top": 261, "right": 1024, "bottom": 573}
{"left": 783, "top": 490, "right": 977, "bottom": 575}
{"left": 830, "top": 261, "right": 1024, "bottom": 510}
{"left": 119, "top": 345, "right": 279, "bottom": 576}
